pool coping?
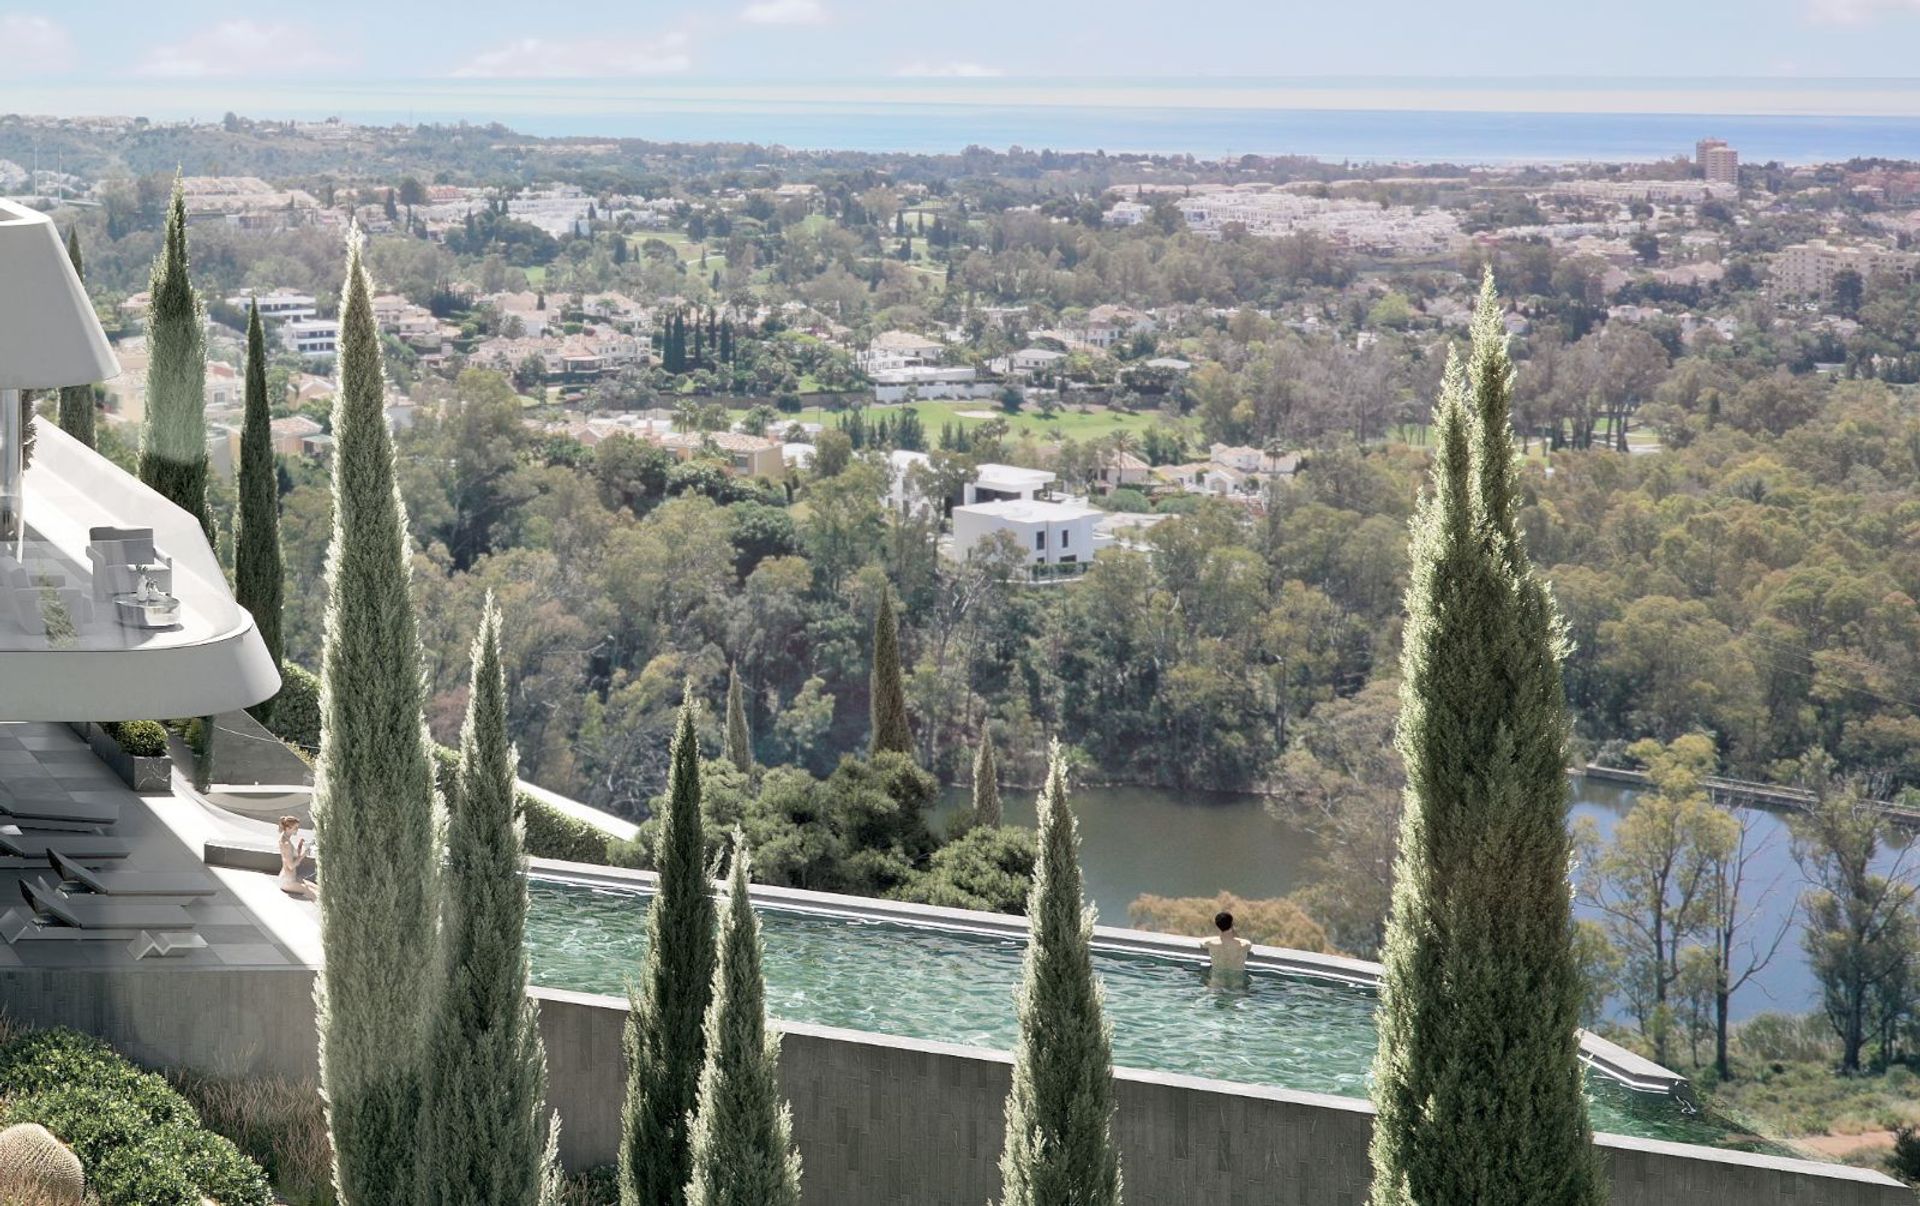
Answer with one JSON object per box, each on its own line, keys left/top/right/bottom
{"left": 527, "top": 856, "right": 1686, "bottom": 1096}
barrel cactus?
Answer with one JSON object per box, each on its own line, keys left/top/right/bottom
{"left": 0, "top": 1122, "right": 84, "bottom": 1204}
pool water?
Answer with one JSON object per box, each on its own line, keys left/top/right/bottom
{"left": 524, "top": 879, "right": 1765, "bottom": 1150}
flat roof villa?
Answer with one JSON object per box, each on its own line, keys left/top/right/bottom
{"left": 0, "top": 198, "right": 1907, "bottom": 1205}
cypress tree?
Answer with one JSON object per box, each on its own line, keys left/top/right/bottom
{"left": 57, "top": 227, "right": 95, "bottom": 449}
{"left": 725, "top": 666, "right": 752, "bottom": 774}
{"left": 998, "top": 742, "right": 1121, "bottom": 1206}
{"left": 421, "top": 596, "right": 559, "bottom": 1205}
{"left": 621, "top": 689, "right": 718, "bottom": 1206}
{"left": 868, "top": 591, "right": 912, "bottom": 756}
{"left": 972, "top": 728, "right": 1001, "bottom": 827}
{"left": 683, "top": 837, "right": 803, "bottom": 1206}
{"left": 313, "top": 232, "right": 442, "bottom": 1206}
{"left": 235, "top": 301, "right": 284, "bottom": 692}
{"left": 138, "top": 179, "right": 213, "bottom": 540}
{"left": 1367, "top": 274, "right": 1601, "bottom": 1206}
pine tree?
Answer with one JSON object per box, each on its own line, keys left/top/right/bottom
{"left": 422, "top": 597, "right": 559, "bottom": 1206}
{"left": 868, "top": 591, "right": 912, "bottom": 756}
{"left": 621, "top": 689, "right": 718, "bottom": 1206}
{"left": 313, "top": 231, "right": 442, "bottom": 1206}
{"left": 972, "top": 728, "right": 1001, "bottom": 827}
{"left": 57, "top": 227, "right": 95, "bottom": 448}
{"left": 235, "top": 301, "right": 284, "bottom": 694}
{"left": 138, "top": 178, "right": 213, "bottom": 540}
{"left": 683, "top": 837, "right": 803, "bottom": 1206}
{"left": 1367, "top": 274, "right": 1602, "bottom": 1206}
{"left": 998, "top": 743, "right": 1121, "bottom": 1206}
{"left": 725, "top": 666, "right": 752, "bottom": 774}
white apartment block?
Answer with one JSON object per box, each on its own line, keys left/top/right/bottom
{"left": 1770, "top": 240, "right": 1919, "bottom": 299}
{"left": 1173, "top": 189, "right": 1464, "bottom": 257}
{"left": 226, "top": 290, "right": 318, "bottom": 323}
{"left": 281, "top": 319, "right": 341, "bottom": 359}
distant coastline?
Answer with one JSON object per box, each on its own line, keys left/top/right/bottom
{"left": 6, "top": 77, "right": 1920, "bottom": 163}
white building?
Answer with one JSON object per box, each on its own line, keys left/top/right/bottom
{"left": 990, "top": 348, "right": 1068, "bottom": 378}
{"left": 871, "top": 365, "right": 991, "bottom": 403}
{"left": 965, "top": 463, "right": 1056, "bottom": 505}
{"left": 226, "top": 290, "right": 317, "bottom": 323}
{"left": 887, "top": 449, "right": 934, "bottom": 515}
{"left": 281, "top": 319, "right": 340, "bottom": 359}
{"left": 950, "top": 498, "right": 1102, "bottom": 571}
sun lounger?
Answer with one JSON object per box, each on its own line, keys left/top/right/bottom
{"left": 21, "top": 878, "right": 195, "bottom": 931}
{"left": 129, "top": 931, "right": 208, "bottom": 959}
{"left": 0, "top": 831, "right": 130, "bottom": 861}
{"left": 0, "top": 792, "right": 117, "bottom": 828}
{"left": 49, "top": 850, "right": 216, "bottom": 898}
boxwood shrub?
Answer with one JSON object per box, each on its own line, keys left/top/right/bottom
{"left": 0, "top": 1029, "right": 270, "bottom": 1205}
{"left": 265, "top": 661, "right": 323, "bottom": 753}
{"left": 101, "top": 719, "right": 169, "bottom": 758}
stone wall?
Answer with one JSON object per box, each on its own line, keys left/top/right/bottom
{"left": 530, "top": 987, "right": 1911, "bottom": 1206}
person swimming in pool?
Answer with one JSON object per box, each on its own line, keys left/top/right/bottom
{"left": 1203, "top": 910, "right": 1251, "bottom": 988}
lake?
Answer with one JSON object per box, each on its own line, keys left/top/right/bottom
{"left": 936, "top": 776, "right": 1903, "bottom": 1023}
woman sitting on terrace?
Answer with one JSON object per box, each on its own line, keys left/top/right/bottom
{"left": 278, "top": 816, "right": 317, "bottom": 901}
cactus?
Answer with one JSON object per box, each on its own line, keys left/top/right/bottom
{"left": 0, "top": 1122, "right": 85, "bottom": 1205}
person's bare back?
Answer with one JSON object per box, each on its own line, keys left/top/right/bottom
{"left": 1204, "top": 910, "right": 1252, "bottom": 982}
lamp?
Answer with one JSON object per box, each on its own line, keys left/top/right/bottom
{"left": 0, "top": 199, "right": 119, "bottom": 543}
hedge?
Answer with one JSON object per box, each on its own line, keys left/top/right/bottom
{"left": 0, "top": 1029, "right": 271, "bottom": 1205}
{"left": 265, "top": 661, "right": 322, "bottom": 753}
{"left": 428, "top": 744, "right": 614, "bottom": 865}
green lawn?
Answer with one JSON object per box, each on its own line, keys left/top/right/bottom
{"left": 788, "top": 399, "right": 1184, "bottom": 442}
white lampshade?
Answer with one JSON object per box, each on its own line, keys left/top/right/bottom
{"left": 0, "top": 199, "right": 118, "bottom": 389}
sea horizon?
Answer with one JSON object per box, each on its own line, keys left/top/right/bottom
{"left": 7, "top": 76, "right": 1920, "bottom": 163}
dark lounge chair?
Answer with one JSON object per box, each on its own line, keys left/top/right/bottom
{"left": 20, "top": 878, "right": 195, "bottom": 931}
{"left": 49, "top": 850, "right": 216, "bottom": 898}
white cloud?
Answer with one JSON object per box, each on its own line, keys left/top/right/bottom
{"left": 893, "top": 61, "right": 1005, "bottom": 78}
{"left": 137, "top": 21, "right": 347, "bottom": 78}
{"left": 451, "top": 33, "right": 693, "bottom": 78}
{"left": 0, "top": 15, "right": 74, "bottom": 74}
{"left": 741, "top": 0, "right": 827, "bottom": 24}
{"left": 1806, "top": 0, "right": 1920, "bottom": 22}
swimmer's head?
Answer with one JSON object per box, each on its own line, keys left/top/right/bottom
{"left": 1215, "top": 911, "right": 1233, "bottom": 933}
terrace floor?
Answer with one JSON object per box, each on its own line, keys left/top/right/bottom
{"left": 0, "top": 722, "right": 310, "bottom": 970}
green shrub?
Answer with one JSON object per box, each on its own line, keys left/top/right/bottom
{"left": 103, "top": 720, "right": 168, "bottom": 758}
{"left": 1891, "top": 1124, "right": 1920, "bottom": 1184}
{"left": 267, "top": 662, "right": 323, "bottom": 752}
{"left": 561, "top": 1164, "right": 620, "bottom": 1205}
{"left": 429, "top": 744, "right": 614, "bottom": 865}
{"left": 1105, "top": 488, "right": 1149, "bottom": 513}
{"left": 0, "top": 1029, "right": 270, "bottom": 1205}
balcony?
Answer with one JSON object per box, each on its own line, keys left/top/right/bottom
{"left": 0, "top": 199, "right": 277, "bottom": 721}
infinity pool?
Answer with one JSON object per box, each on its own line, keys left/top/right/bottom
{"left": 524, "top": 878, "right": 1764, "bottom": 1150}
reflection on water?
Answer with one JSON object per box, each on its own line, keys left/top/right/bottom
{"left": 524, "top": 878, "right": 1767, "bottom": 1150}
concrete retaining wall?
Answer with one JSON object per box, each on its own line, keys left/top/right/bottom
{"left": 0, "top": 966, "right": 318, "bottom": 1081}
{"left": 532, "top": 986, "right": 1912, "bottom": 1206}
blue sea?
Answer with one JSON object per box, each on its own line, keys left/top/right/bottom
{"left": 8, "top": 76, "right": 1920, "bottom": 163}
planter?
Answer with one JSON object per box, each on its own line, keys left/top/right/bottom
{"left": 79, "top": 722, "right": 173, "bottom": 793}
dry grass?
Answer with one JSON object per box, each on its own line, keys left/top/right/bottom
{"left": 175, "top": 1075, "right": 333, "bottom": 1206}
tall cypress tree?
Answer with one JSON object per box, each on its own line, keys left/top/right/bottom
{"left": 421, "top": 596, "right": 559, "bottom": 1206}
{"left": 235, "top": 300, "right": 285, "bottom": 690}
{"left": 972, "top": 728, "right": 1001, "bottom": 827}
{"left": 868, "top": 591, "right": 912, "bottom": 756}
{"left": 622, "top": 689, "right": 718, "bottom": 1206}
{"left": 725, "top": 666, "right": 752, "bottom": 774}
{"left": 57, "top": 227, "right": 96, "bottom": 449}
{"left": 313, "top": 232, "right": 442, "bottom": 1206}
{"left": 138, "top": 179, "right": 213, "bottom": 540}
{"left": 998, "top": 742, "right": 1121, "bottom": 1206}
{"left": 683, "top": 837, "right": 803, "bottom": 1206}
{"left": 1367, "top": 274, "right": 1601, "bottom": 1206}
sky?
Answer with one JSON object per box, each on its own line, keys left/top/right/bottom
{"left": 7, "top": 0, "right": 1920, "bottom": 87}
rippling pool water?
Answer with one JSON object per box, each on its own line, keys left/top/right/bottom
{"left": 524, "top": 878, "right": 1764, "bottom": 1150}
